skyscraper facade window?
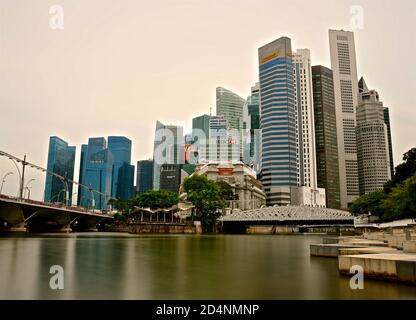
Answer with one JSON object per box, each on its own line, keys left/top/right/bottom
{"left": 44, "top": 136, "right": 76, "bottom": 205}
{"left": 258, "top": 37, "right": 297, "bottom": 206}
{"left": 329, "top": 29, "right": 360, "bottom": 208}
{"left": 312, "top": 65, "right": 341, "bottom": 209}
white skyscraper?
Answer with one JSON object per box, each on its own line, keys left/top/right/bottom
{"left": 329, "top": 29, "right": 360, "bottom": 209}
{"left": 356, "top": 78, "right": 391, "bottom": 195}
{"left": 293, "top": 49, "right": 318, "bottom": 189}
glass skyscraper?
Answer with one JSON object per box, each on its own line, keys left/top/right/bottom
{"left": 192, "top": 114, "right": 210, "bottom": 163}
{"left": 258, "top": 37, "right": 297, "bottom": 206}
{"left": 108, "top": 136, "right": 134, "bottom": 200}
{"left": 44, "top": 136, "right": 76, "bottom": 204}
{"left": 78, "top": 137, "right": 114, "bottom": 210}
{"left": 116, "top": 162, "right": 135, "bottom": 200}
{"left": 312, "top": 65, "right": 341, "bottom": 209}
{"left": 136, "top": 160, "right": 154, "bottom": 193}
{"left": 216, "top": 87, "right": 246, "bottom": 131}
{"left": 192, "top": 114, "right": 210, "bottom": 141}
{"left": 245, "top": 83, "right": 261, "bottom": 171}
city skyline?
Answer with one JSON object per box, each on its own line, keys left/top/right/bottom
{"left": 1, "top": 0, "right": 415, "bottom": 201}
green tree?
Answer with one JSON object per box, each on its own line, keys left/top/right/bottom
{"left": 183, "top": 174, "right": 225, "bottom": 232}
{"left": 349, "top": 190, "right": 385, "bottom": 219}
{"left": 217, "top": 181, "right": 235, "bottom": 201}
{"left": 385, "top": 148, "right": 416, "bottom": 192}
{"left": 108, "top": 198, "right": 127, "bottom": 212}
{"left": 132, "top": 189, "right": 179, "bottom": 209}
{"left": 382, "top": 176, "right": 416, "bottom": 221}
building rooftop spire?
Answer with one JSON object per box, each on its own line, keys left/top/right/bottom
{"left": 358, "top": 77, "right": 369, "bottom": 93}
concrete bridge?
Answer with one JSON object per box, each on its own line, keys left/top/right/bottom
{"left": 0, "top": 195, "right": 113, "bottom": 232}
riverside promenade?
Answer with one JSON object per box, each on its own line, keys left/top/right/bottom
{"left": 310, "top": 223, "right": 416, "bottom": 285}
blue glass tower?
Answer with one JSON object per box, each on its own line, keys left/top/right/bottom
{"left": 116, "top": 162, "right": 135, "bottom": 200}
{"left": 136, "top": 160, "right": 154, "bottom": 193}
{"left": 44, "top": 136, "right": 76, "bottom": 204}
{"left": 78, "top": 137, "right": 114, "bottom": 210}
{"left": 258, "top": 37, "right": 297, "bottom": 205}
{"left": 108, "top": 136, "right": 133, "bottom": 200}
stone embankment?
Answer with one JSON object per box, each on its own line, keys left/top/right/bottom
{"left": 102, "top": 221, "right": 203, "bottom": 234}
{"left": 310, "top": 225, "right": 416, "bottom": 284}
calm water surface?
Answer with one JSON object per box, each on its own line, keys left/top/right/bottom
{"left": 1, "top": 233, "right": 416, "bottom": 299}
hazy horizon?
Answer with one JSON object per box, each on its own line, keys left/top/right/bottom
{"left": 1, "top": 0, "right": 415, "bottom": 201}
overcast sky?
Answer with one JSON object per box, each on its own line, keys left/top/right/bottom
{"left": 0, "top": 0, "right": 415, "bottom": 201}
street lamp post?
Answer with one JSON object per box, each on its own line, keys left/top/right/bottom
{"left": 0, "top": 172, "right": 14, "bottom": 194}
{"left": 50, "top": 189, "right": 66, "bottom": 204}
{"left": 25, "top": 187, "right": 32, "bottom": 199}
{"left": 23, "top": 179, "right": 35, "bottom": 200}
{"left": 19, "top": 155, "right": 27, "bottom": 199}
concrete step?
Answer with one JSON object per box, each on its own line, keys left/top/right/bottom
{"left": 339, "top": 253, "right": 416, "bottom": 284}
{"left": 310, "top": 243, "right": 367, "bottom": 258}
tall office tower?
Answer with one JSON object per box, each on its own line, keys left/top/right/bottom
{"left": 216, "top": 87, "right": 246, "bottom": 161}
{"left": 216, "top": 87, "right": 246, "bottom": 130}
{"left": 359, "top": 78, "right": 394, "bottom": 177}
{"left": 136, "top": 160, "right": 154, "bottom": 193}
{"left": 77, "top": 144, "right": 88, "bottom": 206}
{"left": 44, "top": 136, "right": 76, "bottom": 204}
{"left": 78, "top": 137, "right": 114, "bottom": 210}
{"left": 383, "top": 108, "right": 394, "bottom": 178}
{"left": 312, "top": 66, "right": 341, "bottom": 209}
{"left": 293, "top": 49, "right": 317, "bottom": 189}
{"left": 258, "top": 37, "right": 297, "bottom": 206}
{"left": 208, "top": 115, "right": 238, "bottom": 162}
{"left": 153, "top": 121, "right": 184, "bottom": 190}
{"left": 192, "top": 114, "right": 210, "bottom": 140}
{"left": 108, "top": 136, "right": 134, "bottom": 200}
{"left": 116, "top": 162, "right": 135, "bottom": 200}
{"left": 192, "top": 114, "right": 210, "bottom": 163}
{"left": 356, "top": 78, "right": 391, "bottom": 195}
{"left": 329, "top": 29, "right": 360, "bottom": 208}
{"left": 243, "top": 83, "right": 261, "bottom": 172}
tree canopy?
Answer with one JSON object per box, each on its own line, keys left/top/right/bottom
{"left": 132, "top": 189, "right": 179, "bottom": 209}
{"left": 183, "top": 174, "right": 225, "bottom": 232}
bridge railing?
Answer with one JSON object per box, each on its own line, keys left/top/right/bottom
{"left": 0, "top": 193, "right": 109, "bottom": 216}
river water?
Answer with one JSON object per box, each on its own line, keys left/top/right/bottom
{"left": 0, "top": 233, "right": 415, "bottom": 299}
